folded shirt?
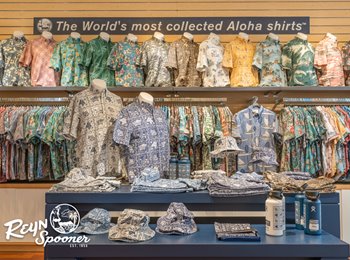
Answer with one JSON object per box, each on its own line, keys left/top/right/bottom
{"left": 214, "top": 222, "right": 261, "bottom": 241}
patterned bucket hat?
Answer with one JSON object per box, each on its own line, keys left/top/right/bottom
{"left": 75, "top": 208, "right": 114, "bottom": 235}
{"left": 249, "top": 147, "right": 279, "bottom": 166}
{"left": 108, "top": 209, "right": 155, "bottom": 242}
{"left": 210, "top": 136, "right": 243, "bottom": 158}
{"left": 156, "top": 202, "right": 197, "bottom": 235}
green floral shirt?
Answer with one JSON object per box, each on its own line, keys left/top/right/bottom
{"left": 107, "top": 39, "right": 144, "bottom": 87}
{"left": 50, "top": 36, "right": 88, "bottom": 87}
{"left": 282, "top": 37, "right": 318, "bottom": 86}
{"left": 0, "top": 36, "right": 31, "bottom": 87}
{"left": 82, "top": 37, "right": 114, "bottom": 86}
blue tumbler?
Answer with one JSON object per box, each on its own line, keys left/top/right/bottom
{"left": 295, "top": 193, "right": 305, "bottom": 230}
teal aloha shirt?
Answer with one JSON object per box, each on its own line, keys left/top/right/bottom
{"left": 82, "top": 36, "right": 115, "bottom": 86}
{"left": 253, "top": 36, "right": 286, "bottom": 87}
{"left": 107, "top": 39, "right": 144, "bottom": 87}
{"left": 50, "top": 36, "right": 88, "bottom": 87}
{"left": 282, "top": 37, "right": 318, "bottom": 86}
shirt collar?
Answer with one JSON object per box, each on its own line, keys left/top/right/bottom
{"left": 294, "top": 36, "right": 308, "bottom": 44}
{"left": 181, "top": 36, "right": 193, "bottom": 43}
{"left": 98, "top": 36, "right": 111, "bottom": 44}
{"left": 266, "top": 35, "right": 279, "bottom": 44}
{"left": 125, "top": 37, "right": 137, "bottom": 45}
{"left": 67, "top": 36, "right": 81, "bottom": 44}
{"left": 248, "top": 105, "right": 263, "bottom": 119}
{"left": 89, "top": 84, "right": 107, "bottom": 95}
{"left": 39, "top": 36, "right": 54, "bottom": 44}
{"left": 11, "top": 35, "right": 26, "bottom": 42}
{"left": 136, "top": 98, "right": 154, "bottom": 112}
{"left": 152, "top": 36, "right": 165, "bottom": 43}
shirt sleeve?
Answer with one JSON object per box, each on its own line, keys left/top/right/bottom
{"left": 166, "top": 42, "right": 178, "bottom": 69}
{"left": 196, "top": 42, "right": 208, "bottom": 72}
{"left": 252, "top": 43, "right": 263, "bottom": 70}
{"left": 342, "top": 44, "right": 350, "bottom": 71}
{"left": 19, "top": 41, "right": 32, "bottom": 68}
{"left": 281, "top": 44, "right": 292, "bottom": 70}
{"left": 222, "top": 43, "right": 233, "bottom": 69}
{"left": 50, "top": 43, "right": 62, "bottom": 72}
{"left": 81, "top": 42, "right": 93, "bottom": 68}
{"left": 113, "top": 109, "right": 132, "bottom": 147}
{"left": 314, "top": 42, "right": 327, "bottom": 69}
{"left": 107, "top": 43, "right": 122, "bottom": 71}
{"left": 63, "top": 96, "right": 80, "bottom": 140}
{"left": 232, "top": 112, "right": 241, "bottom": 140}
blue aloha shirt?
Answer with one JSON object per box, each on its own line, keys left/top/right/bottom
{"left": 113, "top": 99, "right": 170, "bottom": 182}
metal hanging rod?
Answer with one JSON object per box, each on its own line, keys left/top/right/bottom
{"left": 123, "top": 97, "right": 227, "bottom": 103}
{"left": 283, "top": 98, "right": 350, "bottom": 106}
{"left": 0, "top": 97, "right": 69, "bottom": 103}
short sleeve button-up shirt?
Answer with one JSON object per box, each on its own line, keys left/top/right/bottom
{"left": 138, "top": 37, "right": 172, "bottom": 87}
{"left": 63, "top": 86, "right": 123, "bottom": 177}
{"left": 82, "top": 37, "right": 115, "bottom": 86}
{"left": 314, "top": 33, "right": 344, "bottom": 86}
{"left": 0, "top": 36, "right": 31, "bottom": 87}
{"left": 166, "top": 36, "right": 202, "bottom": 87}
{"left": 107, "top": 39, "right": 144, "bottom": 87}
{"left": 113, "top": 100, "right": 170, "bottom": 182}
{"left": 50, "top": 36, "right": 88, "bottom": 87}
{"left": 19, "top": 36, "right": 58, "bottom": 87}
{"left": 253, "top": 36, "right": 286, "bottom": 87}
{"left": 282, "top": 37, "right": 318, "bottom": 86}
{"left": 233, "top": 106, "right": 279, "bottom": 173}
{"left": 196, "top": 33, "right": 230, "bottom": 87}
{"left": 223, "top": 37, "right": 259, "bottom": 87}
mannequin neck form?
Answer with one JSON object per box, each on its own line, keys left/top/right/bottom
{"left": 183, "top": 32, "right": 194, "bottom": 41}
{"left": 268, "top": 33, "right": 279, "bottom": 41}
{"left": 13, "top": 31, "right": 24, "bottom": 39}
{"left": 126, "top": 33, "right": 138, "bottom": 43}
{"left": 91, "top": 79, "right": 107, "bottom": 93}
{"left": 42, "top": 31, "right": 53, "bottom": 40}
{"left": 238, "top": 32, "right": 249, "bottom": 41}
{"left": 153, "top": 32, "right": 164, "bottom": 41}
{"left": 70, "top": 32, "right": 81, "bottom": 39}
{"left": 138, "top": 92, "right": 154, "bottom": 105}
{"left": 99, "top": 32, "right": 110, "bottom": 42}
{"left": 326, "top": 32, "right": 337, "bottom": 41}
{"left": 296, "top": 32, "right": 308, "bottom": 41}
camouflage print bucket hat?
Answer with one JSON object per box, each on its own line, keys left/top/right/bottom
{"left": 249, "top": 147, "right": 279, "bottom": 166}
{"left": 156, "top": 202, "right": 197, "bottom": 235}
{"left": 75, "top": 208, "right": 114, "bottom": 235}
{"left": 108, "top": 209, "right": 155, "bottom": 242}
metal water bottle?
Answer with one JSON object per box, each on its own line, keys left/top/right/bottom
{"left": 178, "top": 156, "right": 191, "bottom": 179}
{"left": 295, "top": 193, "right": 305, "bottom": 230}
{"left": 169, "top": 154, "right": 178, "bottom": 180}
{"left": 304, "top": 191, "right": 322, "bottom": 235}
{"left": 265, "top": 190, "right": 285, "bottom": 236}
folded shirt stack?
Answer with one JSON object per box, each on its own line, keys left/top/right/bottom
{"left": 264, "top": 171, "right": 335, "bottom": 193}
{"left": 131, "top": 168, "right": 207, "bottom": 193}
{"left": 208, "top": 172, "right": 270, "bottom": 197}
{"left": 50, "top": 168, "right": 121, "bottom": 192}
{"left": 214, "top": 222, "right": 260, "bottom": 241}
{"left": 282, "top": 171, "right": 312, "bottom": 180}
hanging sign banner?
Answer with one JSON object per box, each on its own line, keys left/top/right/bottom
{"left": 34, "top": 17, "right": 309, "bottom": 35}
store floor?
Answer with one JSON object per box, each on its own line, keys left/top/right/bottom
{"left": 0, "top": 252, "right": 43, "bottom": 260}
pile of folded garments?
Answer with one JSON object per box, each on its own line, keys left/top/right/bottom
{"left": 214, "top": 223, "right": 260, "bottom": 241}
{"left": 264, "top": 171, "right": 335, "bottom": 192}
{"left": 50, "top": 168, "right": 121, "bottom": 192}
{"left": 190, "top": 169, "right": 226, "bottom": 180}
{"left": 281, "top": 171, "right": 312, "bottom": 180}
{"left": 131, "top": 168, "right": 207, "bottom": 193}
{"left": 156, "top": 202, "right": 197, "bottom": 235}
{"left": 208, "top": 172, "right": 270, "bottom": 197}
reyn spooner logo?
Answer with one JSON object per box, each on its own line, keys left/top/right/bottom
{"left": 4, "top": 203, "right": 90, "bottom": 247}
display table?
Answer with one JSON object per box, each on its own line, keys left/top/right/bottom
{"left": 45, "top": 186, "right": 340, "bottom": 237}
{"left": 45, "top": 224, "right": 349, "bottom": 260}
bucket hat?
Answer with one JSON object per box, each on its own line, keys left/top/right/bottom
{"left": 75, "top": 208, "right": 114, "bottom": 235}
{"left": 248, "top": 147, "right": 279, "bottom": 166}
{"left": 108, "top": 209, "right": 155, "bottom": 242}
{"left": 210, "top": 136, "right": 243, "bottom": 158}
{"left": 156, "top": 202, "right": 197, "bottom": 235}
